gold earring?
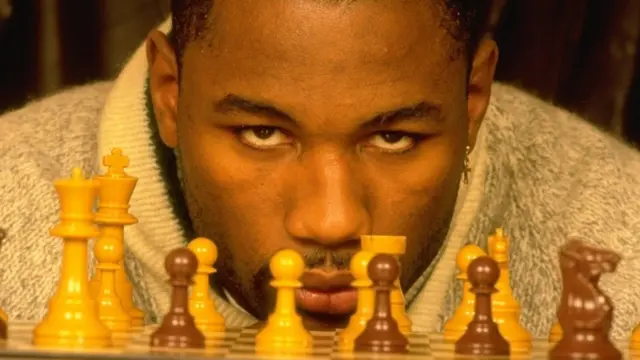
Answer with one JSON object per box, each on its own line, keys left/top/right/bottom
{"left": 463, "top": 145, "right": 471, "bottom": 184}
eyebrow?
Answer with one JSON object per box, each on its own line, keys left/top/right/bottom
{"left": 214, "top": 93, "right": 442, "bottom": 127}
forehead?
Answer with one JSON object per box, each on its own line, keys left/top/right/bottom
{"left": 182, "top": 0, "right": 465, "bottom": 109}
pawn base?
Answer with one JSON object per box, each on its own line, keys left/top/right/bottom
{"left": 255, "top": 337, "right": 312, "bottom": 356}
{"left": 150, "top": 314, "right": 205, "bottom": 350}
{"left": 255, "top": 317, "right": 312, "bottom": 355}
{"left": 354, "top": 340, "right": 408, "bottom": 354}
{"left": 0, "top": 319, "right": 6, "bottom": 340}
{"left": 150, "top": 333, "right": 205, "bottom": 350}
{"left": 455, "top": 321, "right": 509, "bottom": 356}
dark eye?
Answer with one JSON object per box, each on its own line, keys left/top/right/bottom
{"left": 367, "top": 131, "right": 416, "bottom": 153}
{"left": 253, "top": 127, "right": 276, "bottom": 140}
{"left": 236, "top": 126, "right": 292, "bottom": 149}
{"left": 379, "top": 132, "right": 406, "bottom": 144}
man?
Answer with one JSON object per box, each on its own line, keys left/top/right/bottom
{"left": 1, "top": 0, "right": 639, "bottom": 340}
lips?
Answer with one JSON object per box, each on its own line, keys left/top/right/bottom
{"left": 295, "top": 270, "right": 357, "bottom": 315}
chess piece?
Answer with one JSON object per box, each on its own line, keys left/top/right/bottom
{"left": 256, "top": 249, "right": 312, "bottom": 355}
{"left": 95, "top": 235, "right": 132, "bottom": 333}
{"left": 354, "top": 253, "right": 408, "bottom": 354}
{"left": 549, "top": 239, "right": 622, "bottom": 360}
{"left": 91, "top": 148, "right": 144, "bottom": 327}
{"left": 0, "top": 313, "right": 6, "bottom": 340}
{"left": 33, "top": 168, "right": 112, "bottom": 348}
{"left": 550, "top": 271, "right": 603, "bottom": 344}
{"left": 360, "top": 235, "right": 412, "bottom": 334}
{"left": 549, "top": 322, "right": 562, "bottom": 342}
{"left": 150, "top": 247, "right": 205, "bottom": 349}
{"left": 630, "top": 322, "right": 640, "bottom": 350}
{"left": 187, "top": 237, "right": 225, "bottom": 340}
{"left": 0, "top": 307, "right": 7, "bottom": 323}
{"left": 454, "top": 256, "right": 509, "bottom": 356}
{"left": 488, "top": 228, "right": 531, "bottom": 353}
{"left": 443, "top": 244, "right": 486, "bottom": 341}
{"left": 338, "top": 250, "right": 375, "bottom": 351}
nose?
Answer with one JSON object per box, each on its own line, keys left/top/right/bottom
{"left": 285, "top": 151, "right": 369, "bottom": 248}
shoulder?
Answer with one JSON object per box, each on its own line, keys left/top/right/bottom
{"left": 484, "top": 83, "right": 640, "bottom": 338}
{"left": 487, "top": 82, "right": 640, "bottom": 228}
{"left": 0, "top": 82, "right": 112, "bottom": 168}
{"left": 488, "top": 82, "right": 639, "bottom": 165}
{"left": 0, "top": 82, "right": 112, "bottom": 320}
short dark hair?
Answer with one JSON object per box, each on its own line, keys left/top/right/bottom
{"left": 170, "top": 0, "right": 491, "bottom": 68}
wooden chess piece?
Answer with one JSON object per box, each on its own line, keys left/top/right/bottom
{"left": 488, "top": 228, "right": 532, "bottom": 354}
{"left": 94, "top": 235, "right": 132, "bottom": 333}
{"left": 549, "top": 239, "right": 622, "bottom": 360}
{"left": 32, "top": 168, "right": 111, "bottom": 348}
{"left": 150, "top": 247, "right": 205, "bottom": 349}
{"left": 255, "top": 249, "right": 312, "bottom": 355}
{"left": 338, "top": 250, "right": 375, "bottom": 351}
{"left": 550, "top": 272, "right": 602, "bottom": 344}
{"left": 455, "top": 255, "right": 510, "bottom": 356}
{"left": 187, "top": 237, "right": 225, "bottom": 342}
{"left": 0, "top": 316, "right": 6, "bottom": 340}
{"left": 354, "top": 253, "right": 408, "bottom": 354}
{"left": 630, "top": 322, "right": 640, "bottom": 350}
{"left": 92, "top": 148, "right": 144, "bottom": 327}
{"left": 443, "top": 244, "right": 487, "bottom": 341}
{"left": 361, "top": 235, "right": 412, "bottom": 334}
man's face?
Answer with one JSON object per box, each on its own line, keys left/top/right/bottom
{"left": 149, "top": 0, "right": 496, "bottom": 328}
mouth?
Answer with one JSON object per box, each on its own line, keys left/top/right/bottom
{"left": 295, "top": 270, "right": 357, "bottom": 315}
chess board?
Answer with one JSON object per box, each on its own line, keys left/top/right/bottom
{"left": 0, "top": 321, "right": 636, "bottom": 360}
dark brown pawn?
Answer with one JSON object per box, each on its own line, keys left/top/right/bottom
{"left": 150, "top": 247, "right": 205, "bottom": 349}
{"left": 0, "top": 317, "right": 6, "bottom": 340}
{"left": 455, "top": 256, "right": 510, "bottom": 356}
{"left": 354, "top": 253, "right": 409, "bottom": 354}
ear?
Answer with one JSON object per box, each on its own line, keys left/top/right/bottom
{"left": 466, "top": 37, "right": 498, "bottom": 150}
{"left": 146, "top": 30, "right": 180, "bottom": 149}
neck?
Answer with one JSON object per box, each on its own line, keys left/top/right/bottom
{"left": 98, "top": 268, "right": 116, "bottom": 295}
{"left": 275, "top": 287, "right": 296, "bottom": 315}
{"left": 60, "top": 239, "right": 90, "bottom": 296}
{"left": 375, "top": 288, "right": 391, "bottom": 318}
{"left": 357, "top": 286, "right": 374, "bottom": 316}
{"left": 171, "top": 284, "right": 189, "bottom": 314}
{"left": 474, "top": 291, "right": 492, "bottom": 322}
{"left": 192, "top": 273, "right": 211, "bottom": 301}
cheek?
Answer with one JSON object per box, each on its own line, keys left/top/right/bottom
{"left": 367, "top": 135, "right": 464, "bottom": 255}
{"left": 372, "top": 135, "right": 463, "bottom": 204}
{"left": 177, "top": 119, "right": 288, "bottom": 272}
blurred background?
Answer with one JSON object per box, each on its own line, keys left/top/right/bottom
{"left": 0, "top": 0, "right": 639, "bottom": 147}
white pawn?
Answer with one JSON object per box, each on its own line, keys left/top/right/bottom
{"left": 187, "top": 237, "right": 225, "bottom": 341}
{"left": 255, "top": 249, "right": 312, "bottom": 355}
